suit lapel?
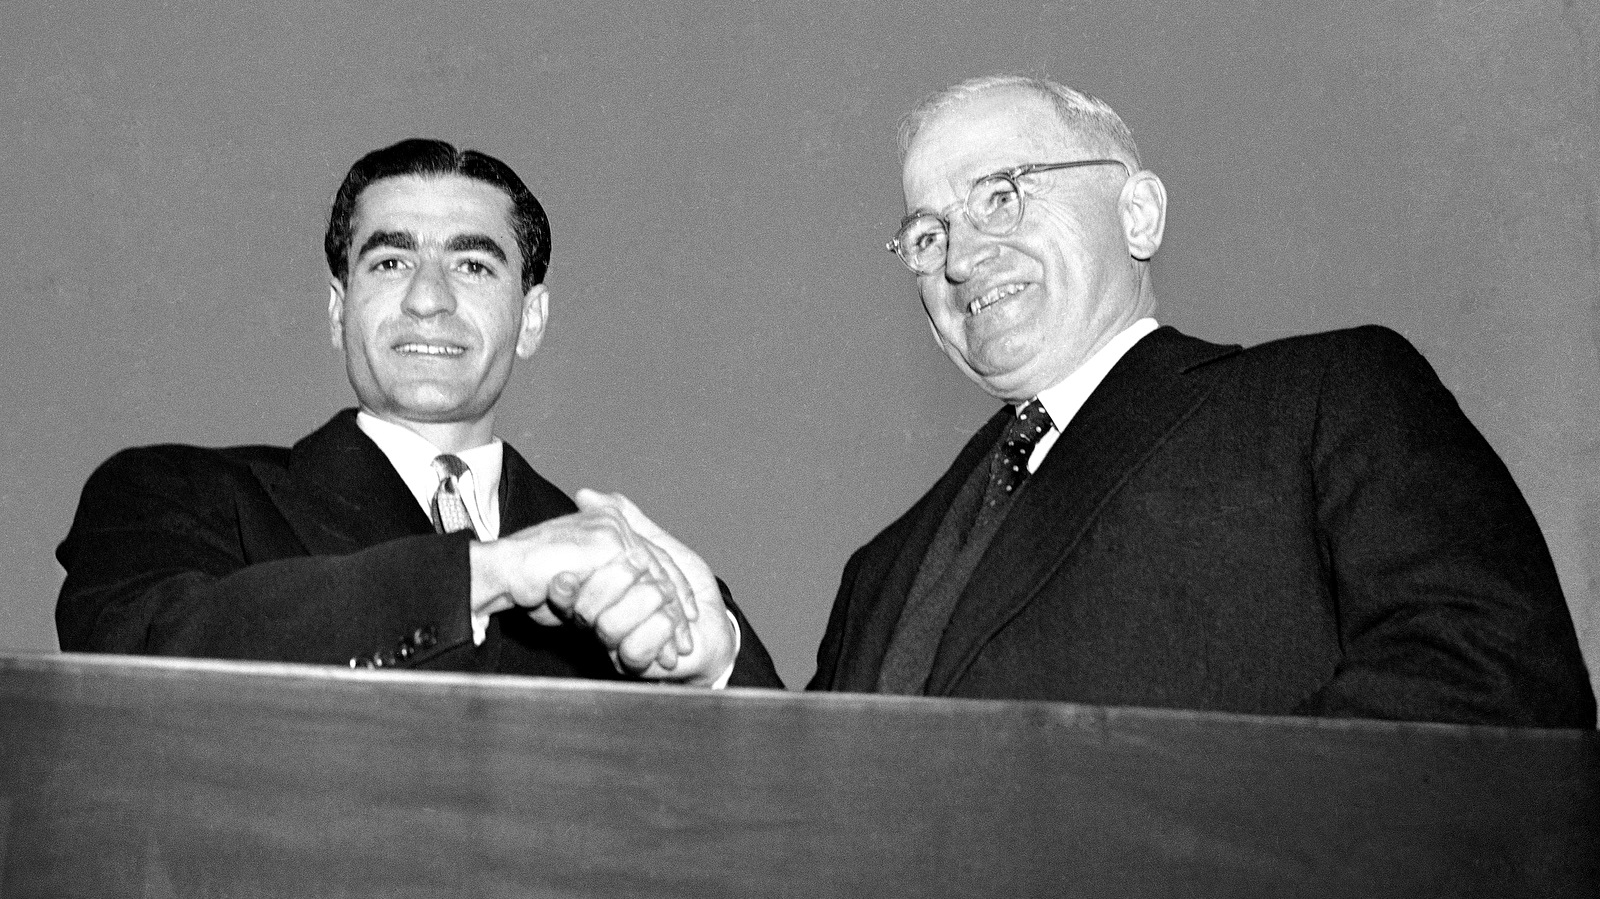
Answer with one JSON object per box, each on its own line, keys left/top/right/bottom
{"left": 258, "top": 409, "right": 435, "bottom": 557}
{"left": 259, "top": 412, "right": 578, "bottom": 556}
{"left": 923, "top": 327, "right": 1240, "bottom": 695}
{"left": 498, "top": 442, "right": 579, "bottom": 532}
{"left": 829, "top": 408, "right": 1011, "bottom": 692}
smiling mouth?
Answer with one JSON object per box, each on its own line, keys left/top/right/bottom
{"left": 394, "top": 342, "right": 466, "bottom": 357}
{"left": 967, "top": 282, "right": 1027, "bottom": 316}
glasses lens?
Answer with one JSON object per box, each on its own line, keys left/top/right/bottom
{"left": 967, "top": 175, "right": 1022, "bottom": 235}
{"left": 895, "top": 216, "right": 947, "bottom": 273}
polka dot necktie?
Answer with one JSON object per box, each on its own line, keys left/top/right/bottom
{"left": 430, "top": 454, "right": 479, "bottom": 538}
{"left": 974, "top": 399, "right": 1054, "bottom": 530}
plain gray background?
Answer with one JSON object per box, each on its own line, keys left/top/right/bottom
{"left": 2, "top": 0, "right": 1595, "bottom": 700}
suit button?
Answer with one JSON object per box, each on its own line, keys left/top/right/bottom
{"left": 349, "top": 655, "right": 375, "bottom": 669}
{"left": 412, "top": 626, "right": 437, "bottom": 650}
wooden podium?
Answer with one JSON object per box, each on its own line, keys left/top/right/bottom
{"left": 2, "top": 653, "right": 1595, "bottom": 897}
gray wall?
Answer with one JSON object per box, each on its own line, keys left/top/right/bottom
{"left": 3, "top": 0, "right": 1595, "bottom": 698}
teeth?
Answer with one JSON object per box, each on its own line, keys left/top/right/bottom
{"left": 968, "top": 283, "right": 1026, "bottom": 315}
{"left": 396, "top": 343, "right": 464, "bottom": 357}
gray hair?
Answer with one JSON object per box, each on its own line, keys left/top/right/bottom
{"left": 897, "top": 75, "right": 1142, "bottom": 170}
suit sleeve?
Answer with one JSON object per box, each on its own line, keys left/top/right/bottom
{"left": 719, "top": 581, "right": 785, "bottom": 688}
{"left": 805, "top": 549, "right": 867, "bottom": 691}
{"left": 55, "top": 446, "right": 477, "bottom": 666}
{"left": 1296, "top": 327, "right": 1595, "bottom": 727}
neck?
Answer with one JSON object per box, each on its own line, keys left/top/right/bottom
{"left": 364, "top": 409, "right": 495, "bottom": 455}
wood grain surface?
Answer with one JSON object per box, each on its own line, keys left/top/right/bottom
{"left": 2, "top": 653, "right": 1595, "bottom": 897}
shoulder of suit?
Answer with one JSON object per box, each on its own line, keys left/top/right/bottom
{"left": 1196, "top": 326, "right": 1439, "bottom": 408}
{"left": 102, "top": 439, "right": 288, "bottom": 470}
{"left": 91, "top": 439, "right": 292, "bottom": 495}
{"left": 1236, "top": 324, "right": 1415, "bottom": 359}
{"left": 1172, "top": 324, "right": 1417, "bottom": 375}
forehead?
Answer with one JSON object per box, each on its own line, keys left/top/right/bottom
{"left": 351, "top": 173, "right": 518, "bottom": 253}
{"left": 902, "top": 89, "right": 1081, "bottom": 206}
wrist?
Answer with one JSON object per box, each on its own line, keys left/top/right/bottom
{"left": 468, "top": 539, "right": 514, "bottom": 617}
{"left": 682, "top": 609, "right": 740, "bottom": 687}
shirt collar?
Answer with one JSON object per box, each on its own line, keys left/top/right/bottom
{"left": 1029, "top": 317, "right": 1159, "bottom": 432}
{"left": 354, "top": 411, "right": 504, "bottom": 537}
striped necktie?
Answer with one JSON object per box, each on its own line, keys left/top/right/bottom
{"left": 430, "top": 454, "right": 479, "bottom": 537}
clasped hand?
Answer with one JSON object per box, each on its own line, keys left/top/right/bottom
{"left": 468, "top": 490, "right": 734, "bottom": 685}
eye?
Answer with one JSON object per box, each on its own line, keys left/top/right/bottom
{"left": 898, "top": 216, "right": 944, "bottom": 252}
{"left": 970, "top": 177, "right": 1019, "bottom": 219}
{"left": 912, "top": 227, "right": 945, "bottom": 254}
{"left": 367, "top": 257, "right": 407, "bottom": 274}
{"left": 458, "top": 258, "right": 497, "bottom": 278}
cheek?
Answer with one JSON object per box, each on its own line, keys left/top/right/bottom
{"left": 919, "top": 290, "right": 963, "bottom": 338}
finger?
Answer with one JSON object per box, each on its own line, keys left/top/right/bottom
{"left": 612, "top": 613, "right": 680, "bottom": 675}
{"left": 577, "top": 491, "right": 663, "bottom": 544}
{"left": 643, "top": 539, "right": 698, "bottom": 622}
{"left": 589, "top": 506, "right": 684, "bottom": 604}
{"left": 639, "top": 561, "right": 693, "bottom": 655}
{"left": 636, "top": 544, "right": 691, "bottom": 633}
{"left": 578, "top": 491, "right": 700, "bottom": 624}
{"left": 587, "top": 502, "right": 640, "bottom": 552}
{"left": 592, "top": 578, "right": 680, "bottom": 657}
{"left": 637, "top": 555, "right": 694, "bottom": 657}
{"left": 546, "top": 570, "right": 582, "bottom": 617}
{"left": 655, "top": 641, "right": 680, "bottom": 671}
{"left": 590, "top": 503, "right": 694, "bottom": 626}
{"left": 570, "top": 551, "right": 652, "bottom": 629}
{"left": 526, "top": 605, "right": 563, "bottom": 627}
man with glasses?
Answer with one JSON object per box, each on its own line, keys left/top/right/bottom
{"left": 807, "top": 76, "right": 1593, "bottom": 726}
{"left": 57, "top": 139, "right": 781, "bottom": 689}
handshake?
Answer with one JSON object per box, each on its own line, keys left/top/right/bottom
{"left": 468, "top": 488, "right": 735, "bottom": 686}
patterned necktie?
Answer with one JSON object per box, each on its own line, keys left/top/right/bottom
{"left": 430, "top": 454, "right": 479, "bottom": 537}
{"left": 973, "top": 399, "right": 1054, "bottom": 532}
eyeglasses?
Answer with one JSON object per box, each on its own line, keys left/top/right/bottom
{"left": 886, "top": 159, "right": 1129, "bottom": 274}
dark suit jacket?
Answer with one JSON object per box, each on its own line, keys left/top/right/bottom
{"left": 57, "top": 409, "right": 782, "bottom": 687}
{"left": 809, "top": 326, "right": 1594, "bottom": 727}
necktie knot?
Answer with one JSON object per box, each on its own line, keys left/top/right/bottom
{"left": 994, "top": 399, "right": 1054, "bottom": 494}
{"left": 972, "top": 399, "right": 1054, "bottom": 533}
{"left": 431, "top": 454, "right": 477, "bottom": 536}
{"left": 433, "top": 453, "right": 469, "bottom": 481}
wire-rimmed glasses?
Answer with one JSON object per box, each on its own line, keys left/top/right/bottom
{"left": 886, "top": 159, "right": 1129, "bottom": 274}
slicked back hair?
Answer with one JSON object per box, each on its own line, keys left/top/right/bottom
{"left": 325, "top": 138, "right": 551, "bottom": 292}
{"left": 898, "top": 75, "right": 1142, "bottom": 171}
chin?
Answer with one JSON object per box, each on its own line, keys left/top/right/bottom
{"left": 379, "top": 394, "right": 479, "bottom": 424}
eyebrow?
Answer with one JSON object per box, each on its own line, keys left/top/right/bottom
{"left": 356, "top": 230, "right": 416, "bottom": 260}
{"left": 353, "top": 231, "right": 509, "bottom": 265}
{"left": 445, "top": 233, "right": 508, "bottom": 263}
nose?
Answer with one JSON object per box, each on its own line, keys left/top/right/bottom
{"left": 401, "top": 260, "right": 456, "bottom": 319}
{"left": 941, "top": 216, "right": 998, "bottom": 284}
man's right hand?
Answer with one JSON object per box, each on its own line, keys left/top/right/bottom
{"left": 546, "top": 490, "right": 738, "bottom": 685}
{"left": 467, "top": 508, "right": 693, "bottom": 642}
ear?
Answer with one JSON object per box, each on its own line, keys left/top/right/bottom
{"left": 516, "top": 284, "right": 550, "bottom": 359}
{"left": 328, "top": 280, "right": 346, "bottom": 350}
{"left": 1119, "top": 170, "right": 1167, "bottom": 261}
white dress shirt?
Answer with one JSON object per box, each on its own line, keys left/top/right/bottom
{"left": 1025, "top": 317, "right": 1159, "bottom": 472}
{"left": 357, "top": 412, "right": 503, "bottom": 644}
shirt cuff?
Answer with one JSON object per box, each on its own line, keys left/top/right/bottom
{"left": 471, "top": 609, "right": 490, "bottom": 646}
{"left": 707, "top": 608, "right": 741, "bottom": 689}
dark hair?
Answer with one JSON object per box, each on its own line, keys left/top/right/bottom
{"left": 324, "top": 138, "right": 550, "bottom": 291}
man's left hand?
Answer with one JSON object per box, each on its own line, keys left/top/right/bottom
{"left": 546, "top": 490, "right": 736, "bottom": 685}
